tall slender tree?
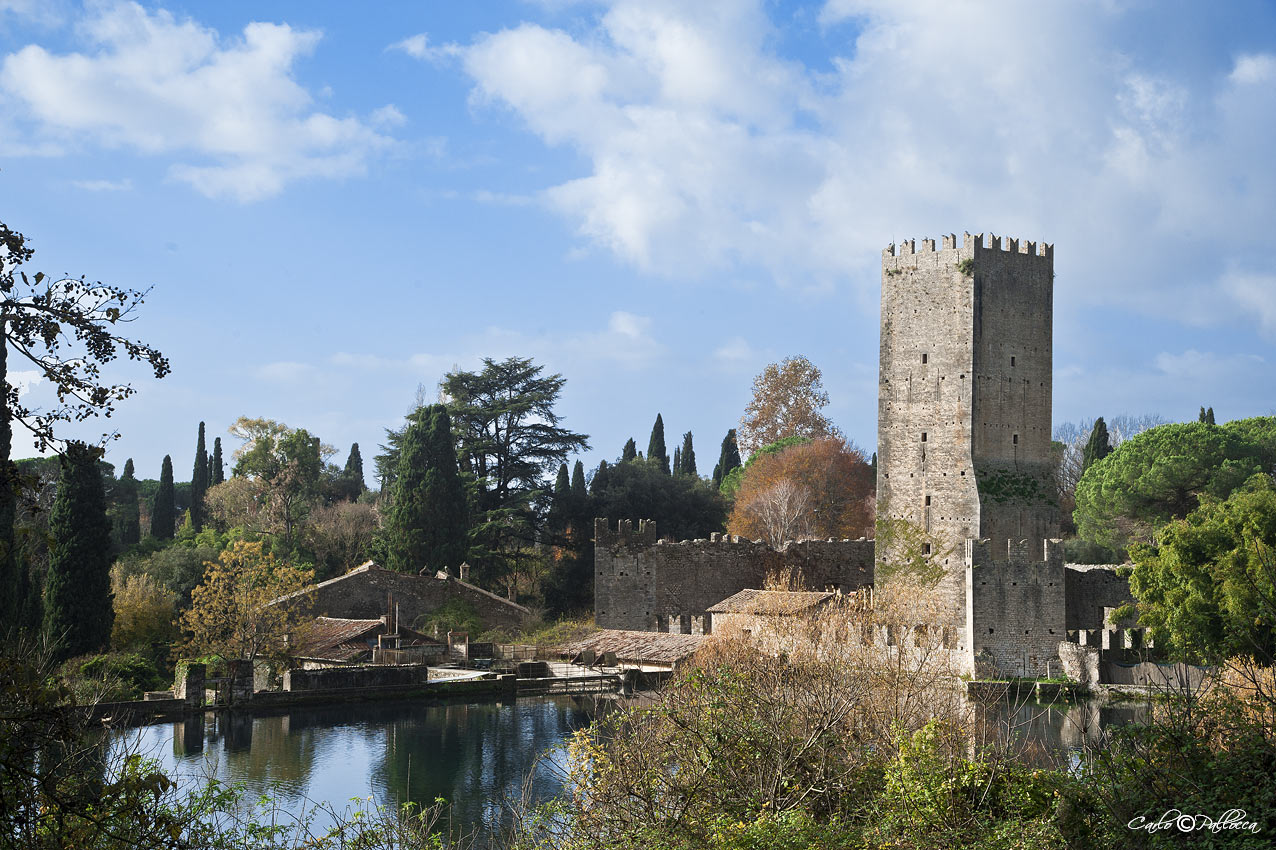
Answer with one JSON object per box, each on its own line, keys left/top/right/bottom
{"left": 570, "top": 460, "right": 587, "bottom": 505}
{"left": 680, "top": 431, "right": 697, "bottom": 477}
{"left": 712, "top": 429, "right": 742, "bottom": 487}
{"left": 190, "top": 422, "right": 208, "bottom": 531}
{"left": 549, "top": 462, "right": 571, "bottom": 535}
{"left": 384, "top": 405, "right": 469, "bottom": 573}
{"left": 672, "top": 446, "right": 682, "bottom": 477}
{"left": 648, "top": 414, "right": 670, "bottom": 474}
{"left": 343, "top": 442, "right": 366, "bottom": 498}
{"left": 115, "top": 457, "right": 141, "bottom": 546}
{"left": 150, "top": 455, "right": 175, "bottom": 540}
{"left": 210, "top": 436, "right": 225, "bottom": 485}
{"left": 1081, "top": 417, "right": 1113, "bottom": 474}
{"left": 622, "top": 438, "right": 637, "bottom": 462}
{"left": 43, "top": 442, "right": 114, "bottom": 660}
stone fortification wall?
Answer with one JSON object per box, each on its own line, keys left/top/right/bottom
{"left": 286, "top": 564, "right": 531, "bottom": 632}
{"left": 595, "top": 519, "right": 874, "bottom": 632}
{"left": 965, "top": 538, "right": 1066, "bottom": 677}
{"left": 1064, "top": 564, "right": 1134, "bottom": 631}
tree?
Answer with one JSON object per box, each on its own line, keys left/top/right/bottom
{"left": 384, "top": 405, "right": 468, "bottom": 573}
{"left": 727, "top": 437, "right": 875, "bottom": 547}
{"left": 622, "top": 438, "right": 638, "bottom": 462}
{"left": 113, "top": 457, "right": 141, "bottom": 546}
{"left": 591, "top": 457, "right": 727, "bottom": 542}
{"left": 648, "top": 414, "right": 670, "bottom": 474}
{"left": 679, "top": 431, "right": 697, "bottom": 477}
{"left": 0, "top": 220, "right": 168, "bottom": 625}
{"left": 1128, "top": 476, "right": 1276, "bottom": 664}
{"left": 737, "top": 356, "right": 842, "bottom": 458}
{"left": 1081, "top": 417, "right": 1112, "bottom": 473}
{"left": 548, "top": 463, "right": 571, "bottom": 536}
{"left": 228, "top": 416, "right": 332, "bottom": 548}
{"left": 1074, "top": 418, "right": 1276, "bottom": 551}
{"left": 190, "top": 421, "right": 208, "bottom": 531}
{"left": 442, "top": 357, "right": 589, "bottom": 585}
{"left": 302, "top": 501, "right": 379, "bottom": 581}
{"left": 149, "top": 455, "right": 175, "bottom": 540}
{"left": 341, "top": 442, "right": 366, "bottom": 500}
{"left": 43, "top": 441, "right": 114, "bottom": 660}
{"left": 210, "top": 436, "right": 224, "bottom": 485}
{"left": 180, "top": 540, "right": 313, "bottom": 663}
{"left": 712, "top": 429, "right": 741, "bottom": 487}
{"left": 110, "top": 568, "right": 177, "bottom": 651}
{"left": 570, "top": 460, "right": 587, "bottom": 507}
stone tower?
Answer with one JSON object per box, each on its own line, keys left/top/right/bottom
{"left": 877, "top": 232, "right": 1059, "bottom": 633}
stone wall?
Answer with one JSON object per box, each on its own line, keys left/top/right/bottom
{"left": 1064, "top": 564, "right": 1134, "bottom": 631}
{"left": 965, "top": 538, "right": 1066, "bottom": 677}
{"left": 282, "top": 564, "right": 531, "bottom": 632}
{"left": 595, "top": 519, "right": 874, "bottom": 632}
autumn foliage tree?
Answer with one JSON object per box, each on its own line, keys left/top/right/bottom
{"left": 737, "top": 356, "right": 842, "bottom": 458}
{"left": 180, "top": 540, "right": 313, "bottom": 664}
{"left": 727, "top": 437, "right": 874, "bottom": 548}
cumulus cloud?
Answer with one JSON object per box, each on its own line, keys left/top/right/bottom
{"left": 445, "top": 0, "right": 1276, "bottom": 334}
{"left": 0, "top": 1, "right": 394, "bottom": 200}
{"left": 71, "top": 177, "right": 131, "bottom": 191}
{"left": 388, "top": 32, "right": 460, "bottom": 64}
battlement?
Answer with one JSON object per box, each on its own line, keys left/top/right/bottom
{"left": 594, "top": 517, "right": 659, "bottom": 550}
{"left": 882, "top": 231, "right": 1052, "bottom": 261}
{"left": 965, "top": 537, "right": 1064, "bottom": 567}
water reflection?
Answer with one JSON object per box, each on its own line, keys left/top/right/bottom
{"left": 113, "top": 696, "right": 601, "bottom": 831}
{"left": 978, "top": 698, "right": 1151, "bottom": 767}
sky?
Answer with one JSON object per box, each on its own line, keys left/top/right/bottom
{"left": 1, "top": 0, "right": 1274, "bottom": 486}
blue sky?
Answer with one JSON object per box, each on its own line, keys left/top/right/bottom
{"left": 1, "top": 0, "right": 1274, "bottom": 485}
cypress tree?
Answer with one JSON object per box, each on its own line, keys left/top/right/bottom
{"left": 680, "top": 431, "right": 696, "bottom": 477}
{"left": 591, "top": 460, "right": 611, "bottom": 495}
{"left": 570, "top": 460, "right": 587, "bottom": 503}
{"left": 622, "top": 438, "right": 637, "bottom": 462}
{"left": 210, "top": 437, "right": 225, "bottom": 485}
{"left": 1199, "top": 406, "right": 1208, "bottom": 423}
{"left": 190, "top": 421, "right": 208, "bottom": 531}
{"left": 871, "top": 452, "right": 878, "bottom": 474}
{"left": 150, "top": 455, "right": 175, "bottom": 540}
{"left": 648, "top": 414, "right": 669, "bottom": 474}
{"left": 117, "top": 458, "right": 141, "bottom": 546}
{"left": 343, "top": 442, "right": 366, "bottom": 497}
{"left": 673, "top": 446, "right": 682, "bottom": 476}
{"left": 549, "top": 463, "right": 570, "bottom": 535}
{"left": 44, "top": 441, "right": 113, "bottom": 660}
{"left": 1205, "top": 407, "right": 1216, "bottom": 426}
{"left": 1081, "top": 418, "right": 1112, "bottom": 473}
{"left": 712, "top": 429, "right": 742, "bottom": 487}
{"left": 385, "top": 405, "right": 468, "bottom": 573}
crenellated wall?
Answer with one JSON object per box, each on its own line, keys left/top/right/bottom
{"left": 965, "top": 538, "right": 1067, "bottom": 677}
{"left": 595, "top": 519, "right": 875, "bottom": 632}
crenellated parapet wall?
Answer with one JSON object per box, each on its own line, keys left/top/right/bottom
{"left": 965, "top": 538, "right": 1067, "bottom": 678}
{"left": 594, "top": 519, "right": 875, "bottom": 632}
{"left": 882, "top": 232, "right": 1053, "bottom": 261}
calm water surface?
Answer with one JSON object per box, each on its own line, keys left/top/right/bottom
{"left": 112, "top": 696, "right": 602, "bottom": 833}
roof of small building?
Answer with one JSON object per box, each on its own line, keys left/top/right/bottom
{"left": 706, "top": 589, "right": 834, "bottom": 615}
{"left": 271, "top": 560, "right": 532, "bottom": 615}
{"left": 294, "top": 616, "right": 441, "bottom": 661}
{"left": 555, "top": 629, "right": 705, "bottom": 666}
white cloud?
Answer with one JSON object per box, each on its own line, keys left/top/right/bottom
{"left": 0, "top": 1, "right": 394, "bottom": 200}
{"left": 712, "top": 336, "right": 755, "bottom": 364}
{"left": 449, "top": 0, "right": 1276, "bottom": 329}
{"left": 1154, "top": 349, "right": 1265, "bottom": 380}
{"left": 388, "top": 32, "right": 460, "bottom": 64}
{"left": 70, "top": 177, "right": 132, "bottom": 191}
{"left": 1220, "top": 271, "right": 1276, "bottom": 338}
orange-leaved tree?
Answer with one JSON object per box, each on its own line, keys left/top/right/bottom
{"left": 727, "top": 437, "right": 874, "bottom": 548}
{"left": 737, "top": 355, "right": 842, "bottom": 458}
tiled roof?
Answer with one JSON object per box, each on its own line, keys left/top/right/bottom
{"left": 555, "top": 629, "right": 704, "bottom": 665}
{"left": 706, "top": 589, "right": 834, "bottom": 615}
{"left": 295, "top": 617, "right": 383, "bottom": 658}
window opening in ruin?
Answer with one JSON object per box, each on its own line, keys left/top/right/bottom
{"left": 1011, "top": 356, "right": 1016, "bottom": 366}
{"left": 924, "top": 495, "right": 932, "bottom": 506}
{"left": 922, "top": 353, "right": 928, "bottom": 364}
{"left": 921, "top": 432, "right": 927, "bottom": 442}
{"left": 1013, "top": 434, "right": 1019, "bottom": 445}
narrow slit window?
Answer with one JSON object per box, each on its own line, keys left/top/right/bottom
{"left": 1013, "top": 434, "right": 1019, "bottom": 445}
{"left": 924, "top": 495, "right": 932, "bottom": 506}
{"left": 1011, "top": 355, "right": 1016, "bottom": 366}
{"left": 921, "top": 432, "right": 928, "bottom": 442}
{"left": 922, "top": 353, "right": 928, "bottom": 364}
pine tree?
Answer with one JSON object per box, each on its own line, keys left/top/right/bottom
{"left": 622, "top": 438, "right": 637, "bottom": 462}
{"left": 343, "top": 442, "right": 366, "bottom": 498}
{"left": 385, "top": 405, "right": 469, "bottom": 573}
{"left": 1081, "top": 418, "right": 1112, "bottom": 473}
{"left": 116, "top": 457, "right": 141, "bottom": 546}
{"left": 680, "top": 431, "right": 696, "bottom": 477}
{"left": 190, "top": 421, "right": 209, "bottom": 531}
{"left": 150, "top": 455, "right": 176, "bottom": 540}
{"left": 712, "top": 429, "right": 742, "bottom": 487}
{"left": 648, "top": 414, "right": 670, "bottom": 474}
{"left": 43, "top": 441, "right": 114, "bottom": 660}
{"left": 210, "top": 437, "right": 225, "bottom": 485}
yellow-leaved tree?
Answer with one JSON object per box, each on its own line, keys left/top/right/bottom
{"left": 180, "top": 541, "right": 313, "bottom": 663}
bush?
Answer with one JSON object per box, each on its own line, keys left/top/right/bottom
{"left": 59, "top": 651, "right": 168, "bottom": 702}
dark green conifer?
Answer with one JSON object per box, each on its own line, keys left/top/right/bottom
{"left": 343, "top": 442, "right": 366, "bottom": 498}
{"left": 190, "top": 422, "right": 208, "bottom": 531}
{"left": 1205, "top": 407, "right": 1216, "bottom": 426}
{"left": 116, "top": 458, "right": 141, "bottom": 546}
{"left": 1199, "top": 406, "right": 1208, "bottom": 423}
{"left": 679, "top": 431, "right": 696, "bottom": 477}
{"left": 673, "top": 446, "right": 682, "bottom": 476}
{"left": 44, "top": 442, "right": 114, "bottom": 660}
{"left": 1081, "top": 418, "right": 1113, "bottom": 473}
{"left": 150, "top": 455, "right": 175, "bottom": 540}
{"left": 712, "top": 429, "right": 742, "bottom": 487}
{"left": 648, "top": 414, "right": 669, "bottom": 474}
{"left": 622, "top": 438, "right": 637, "bottom": 462}
{"left": 549, "top": 462, "right": 570, "bottom": 535}
{"left": 210, "top": 437, "right": 225, "bottom": 485}
{"left": 571, "top": 460, "right": 587, "bottom": 503}
{"left": 385, "top": 405, "right": 469, "bottom": 572}
{"left": 591, "top": 460, "right": 611, "bottom": 495}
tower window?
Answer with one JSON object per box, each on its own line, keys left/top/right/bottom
{"left": 924, "top": 495, "right": 931, "bottom": 506}
{"left": 921, "top": 432, "right": 927, "bottom": 442}
{"left": 1011, "top": 356, "right": 1016, "bottom": 367}
{"left": 1013, "top": 434, "right": 1019, "bottom": 445}
{"left": 922, "top": 353, "right": 928, "bottom": 364}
